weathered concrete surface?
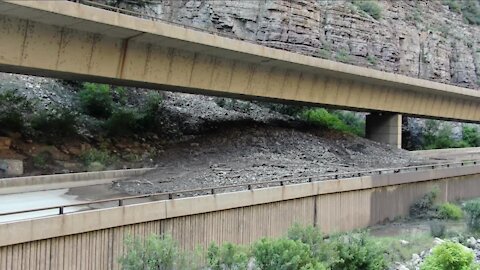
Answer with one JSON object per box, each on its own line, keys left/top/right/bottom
{"left": 0, "top": 167, "right": 152, "bottom": 195}
{"left": 366, "top": 113, "right": 402, "bottom": 148}
{"left": 0, "top": 165, "right": 479, "bottom": 269}
{"left": 412, "top": 147, "right": 480, "bottom": 162}
{"left": 0, "top": 164, "right": 479, "bottom": 269}
{"left": 0, "top": 1, "right": 479, "bottom": 122}
{"left": 0, "top": 164, "right": 479, "bottom": 247}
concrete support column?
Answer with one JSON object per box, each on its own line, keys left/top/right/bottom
{"left": 366, "top": 113, "right": 402, "bottom": 149}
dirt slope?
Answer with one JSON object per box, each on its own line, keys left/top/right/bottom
{"left": 114, "top": 123, "right": 427, "bottom": 195}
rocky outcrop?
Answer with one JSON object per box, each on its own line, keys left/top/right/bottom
{"left": 127, "top": 0, "right": 480, "bottom": 90}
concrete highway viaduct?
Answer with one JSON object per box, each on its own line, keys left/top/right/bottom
{"left": 0, "top": 0, "right": 480, "bottom": 148}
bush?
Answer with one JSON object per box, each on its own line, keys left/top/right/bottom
{"left": 463, "top": 126, "right": 480, "bottom": 147}
{"left": 137, "top": 92, "right": 162, "bottom": 131}
{"left": 253, "top": 238, "right": 325, "bottom": 270}
{"left": 353, "top": 0, "right": 382, "bottom": 19}
{"left": 105, "top": 107, "right": 141, "bottom": 136}
{"left": 462, "top": 1, "right": 480, "bottom": 25}
{"left": 464, "top": 199, "right": 480, "bottom": 232}
{"left": 79, "top": 83, "right": 113, "bottom": 118}
{"left": 287, "top": 224, "right": 325, "bottom": 258}
{"left": 409, "top": 187, "right": 440, "bottom": 218}
{"left": 31, "top": 107, "right": 77, "bottom": 137}
{"left": 328, "top": 232, "right": 387, "bottom": 270}
{"left": 444, "top": 0, "right": 480, "bottom": 25}
{"left": 207, "top": 242, "right": 249, "bottom": 270}
{"left": 302, "top": 108, "right": 363, "bottom": 136}
{"left": 335, "top": 49, "right": 350, "bottom": 63}
{"left": 420, "top": 241, "right": 479, "bottom": 270}
{"left": 119, "top": 234, "right": 199, "bottom": 270}
{"left": 430, "top": 221, "right": 446, "bottom": 238}
{"left": 32, "top": 151, "right": 51, "bottom": 169}
{"left": 80, "top": 149, "right": 116, "bottom": 167}
{"left": 422, "top": 120, "right": 461, "bottom": 149}
{"left": 439, "top": 203, "right": 463, "bottom": 220}
{"left": 0, "top": 90, "right": 33, "bottom": 132}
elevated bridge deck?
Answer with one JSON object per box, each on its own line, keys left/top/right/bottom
{"left": 0, "top": 0, "right": 479, "bottom": 124}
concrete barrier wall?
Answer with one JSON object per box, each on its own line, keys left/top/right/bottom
{"left": 1, "top": 166, "right": 480, "bottom": 269}
{"left": 0, "top": 168, "right": 152, "bottom": 194}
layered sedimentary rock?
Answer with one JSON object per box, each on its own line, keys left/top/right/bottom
{"left": 120, "top": 0, "right": 480, "bottom": 90}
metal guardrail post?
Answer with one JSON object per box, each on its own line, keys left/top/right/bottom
{"left": 59, "top": 207, "right": 64, "bottom": 215}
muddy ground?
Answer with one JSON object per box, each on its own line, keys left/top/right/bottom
{"left": 113, "top": 123, "right": 430, "bottom": 195}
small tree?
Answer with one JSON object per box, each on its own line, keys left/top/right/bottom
{"left": 207, "top": 242, "right": 249, "bottom": 270}
{"left": 464, "top": 199, "right": 480, "bottom": 232}
{"left": 79, "top": 83, "right": 113, "bottom": 118}
{"left": 463, "top": 126, "right": 480, "bottom": 147}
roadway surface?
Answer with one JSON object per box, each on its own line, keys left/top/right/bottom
{"left": 412, "top": 147, "right": 480, "bottom": 162}
{"left": 0, "top": 147, "right": 479, "bottom": 223}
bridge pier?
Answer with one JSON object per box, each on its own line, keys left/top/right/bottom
{"left": 366, "top": 113, "right": 402, "bottom": 149}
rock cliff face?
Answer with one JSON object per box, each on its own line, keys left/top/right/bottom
{"left": 133, "top": 0, "right": 480, "bottom": 90}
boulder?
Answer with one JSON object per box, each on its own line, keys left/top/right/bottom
{"left": 0, "top": 159, "right": 23, "bottom": 176}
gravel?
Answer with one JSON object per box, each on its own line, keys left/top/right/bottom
{"left": 113, "top": 124, "right": 429, "bottom": 195}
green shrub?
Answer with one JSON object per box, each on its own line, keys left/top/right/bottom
{"left": 335, "top": 49, "right": 350, "bottom": 63}
{"left": 253, "top": 238, "right": 325, "bottom": 270}
{"left": 137, "top": 92, "right": 162, "bottom": 131}
{"left": 443, "top": 0, "right": 462, "bottom": 13}
{"left": 420, "top": 241, "right": 479, "bottom": 270}
{"left": 79, "top": 83, "right": 113, "bottom": 118}
{"left": 80, "top": 149, "right": 116, "bottom": 167}
{"left": 333, "top": 110, "right": 365, "bottom": 136}
{"left": 302, "top": 108, "right": 363, "bottom": 136}
{"left": 0, "top": 90, "right": 33, "bottom": 131}
{"left": 287, "top": 224, "right": 325, "bottom": 257}
{"left": 119, "top": 234, "right": 198, "bottom": 270}
{"left": 430, "top": 221, "right": 446, "bottom": 238}
{"left": 439, "top": 203, "right": 464, "bottom": 220}
{"left": 463, "top": 126, "right": 480, "bottom": 147}
{"left": 367, "top": 55, "right": 378, "bottom": 65}
{"left": 409, "top": 187, "right": 439, "bottom": 218}
{"left": 422, "top": 120, "right": 463, "bottom": 149}
{"left": 328, "top": 232, "right": 387, "bottom": 270}
{"left": 32, "top": 151, "right": 51, "bottom": 169}
{"left": 105, "top": 107, "right": 141, "bottom": 136}
{"left": 31, "top": 107, "right": 77, "bottom": 137}
{"left": 442, "top": 0, "right": 480, "bottom": 25}
{"left": 464, "top": 199, "right": 480, "bottom": 232}
{"left": 316, "top": 48, "right": 332, "bottom": 59}
{"left": 207, "top": 242, "right": 249, "bottom": 270}
{"left": 462, "top": 1, "right": 480, "bottom": 25}
{"left": 353, "top": 0, "right": 382, "bottom": 19}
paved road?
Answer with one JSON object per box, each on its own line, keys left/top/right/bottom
{"left": 0, "top": 189, "right": 88, "bottom": 223}
{"left": 412, "top": 147, "right": 480, "bottom": 162}
{"left": 0, "top": 184, "right": 129, "bottom": 223}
